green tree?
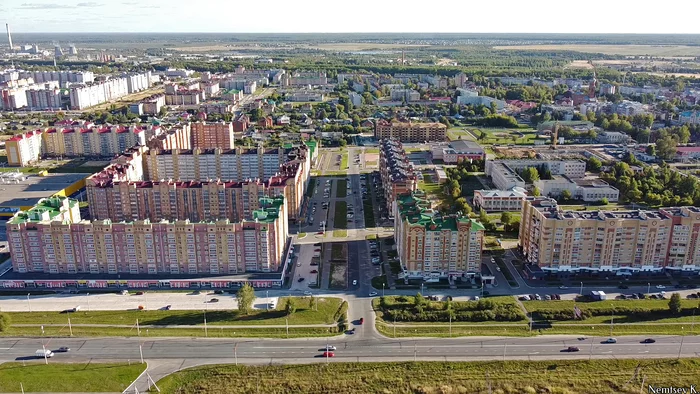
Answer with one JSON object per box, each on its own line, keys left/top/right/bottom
{"left": 668, "top": 292, "right": 682, "bottom": 315}
{"left": 285, "top": 298, "right": 297, "bottom": 316}
{"left": 0, "top": 312, "right": 9, "bottom": 332}
{"left": 500, "top": 211, "right": 514, "bottom": 227}
{"left": 250, "top": 108, "right": 263, "bottom": 122}
{"left": 586, "top": 157, "right": 602, "bottom": 173}
{"left": 656, "top": 135, "right": 678, "bottom": 160}
{"left": 645, "top": 145, "right": 656, "bottom": 156}
{"left": 521, "top": 167, "right": 540, "bottom": 183}
{"left": 561, "top": 189, "right": 572, "bottom": 201}
{"left": 532, "top": 186, "right": 541, "bottom": 197}
{"left": 236, "top": 283, "right": 256, "bottom": 315}
{"left": 599, "top": 198, "right": 609, "bottom": 205}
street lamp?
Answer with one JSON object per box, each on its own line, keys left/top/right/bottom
{"left": 27, "top": 293, "right": 31, "bottom": 312}
{"left": 579, "top": 282, "right": 583, "bottom": 296}
{"left": 647, "top": 283, "right": 651, "bottom": 295}
{"left": 382, "top": 282, "right": 385, "bottom": 297}
{"left": 86, "top": 292, "right": 90, "bottom": 312}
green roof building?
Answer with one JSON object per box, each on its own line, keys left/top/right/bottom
{"left": 395, "top": 191, "right": 485, "bottom": 280}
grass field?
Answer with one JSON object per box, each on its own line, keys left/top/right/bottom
{"left": 5, "top": 297, "right": 343, "bottom": 327}
{"left": 340, "top": 152, "right": 348, "bottom": 170}
{"left": 446, "top": 127, "right": 475, "bottom": 141}
{"left": 0, "top": 362, "right": 145, "bottom": 393}
{"left": 494, "top": 44, "right": 700, "bottom": 56}
{"left": 333, "top": 201, "right": 347, "bottom": 229}
{"left": 472, "top": 127, "right": 540, "bottom": 145}
{"left": 336, "top": 179, "right": 347, "bottom": 198}
{"left": 155, "top": 359, "right": 700, "bottom": 394}
{"left": 331, "top": 243, "right": 344, "bottom": 260}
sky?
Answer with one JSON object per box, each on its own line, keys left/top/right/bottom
{"left": 2, "top": 0, "right": 700, "bottom": 34}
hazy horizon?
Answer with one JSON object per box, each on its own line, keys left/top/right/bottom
{"left": 3, "top": 0, "right": 700, "bottom": 34}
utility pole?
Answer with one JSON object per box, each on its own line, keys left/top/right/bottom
{"left": 68, "top": 318, "right": 72, "bottom": 336}
{"left": 503, "top": 343, "right": 507, "bottom": 361}
{"left": 286, "top": 318, "right": 289, "bottom": 338}
{"left": 42, "top": 343, "right": 48, "bottom": 364}
{"left": 204, "top": 300, "right": 208, "bottom": 337}
{"left": 234, "top": 343, "right": 238, "bottom": 366}
{"left": 136, "top": 319, "right": 141, "bottom": 336}
{"left": 678, "top": 328, "right": 685, "bottom": 359}
{"left": 579, "top": 282, "right": 583, "bottom": 296}
{"left": 139, "top": 343, "right": 144, "bottom": 364}
{"left": 610, "top": 309, "right": 614, "bottom": 337}
{"left": 414, "top": 342, "right": 417, "bottom": 362}
{"left": 86, "top": 292, "right": 90, "bottom": 312}
{"left": 449, "top": 314, "right": 452, "bottom": 338}
{"left": 27, "top": 293, "right": 31, "bottom": 312}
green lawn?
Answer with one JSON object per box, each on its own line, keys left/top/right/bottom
{"left": 364, "top": 148, "right": 379, "bottom": 154}
{"left": 373, "top": 296, "right": 527, "bottom": 324}
{"left": 472, "top": 127, "right": 540, "bottom": 145}
{"left": 1, "top": 325, "right": 340, "bottom": 338}
{"left": 5, "top": 297, "right": 344, "bottom": 327}
{"left": 332, "top": 229, "right": 347, "bottom": 237}
{"left": 0, "top": 362, "right": 145, "bottom": 393}
{"left": 340, "top": 152, "right": 348, "bottom": 169}
{"left": 336, "top": 179, "right": 347, "bottom": 198}
{"left": 333, "top": 201, "right": 347, "bottom": 229}
{"left": 362, "top": 181, "right": 377, "bottom": 228}
{"left": 155, "top": 360, "right": 700, "bottom": 394}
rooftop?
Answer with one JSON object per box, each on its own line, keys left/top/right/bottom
{"left": 0, "top": 173, "right": 87, "bottom": 210}
{"left": 8, "top": 196, "right": 77, "bottom": 224}
{"left": 397, "top": 191, "right": 485, "bottom": 232}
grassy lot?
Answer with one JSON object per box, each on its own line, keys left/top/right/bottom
{"left": 362, "top": 181, "right": 376, "bottom": 228}
{"left": 298, "top": 232, "right": 307, "bottom": 239}
{"left": 446, "top": 127, "right": 474, "bottom": 141}
{"left": 1, "top": 325, "right": 339, "bottom": 338}
{"left": 363, "top": 148, "right": 379, "bottom": 154}
{"left": 331, "top": 243, "right": 344, "bottom": 260}
{"left": 340, "top": 152, "right": 348, "bottom": 170}
{"left": 376, "top": 322, "right": 531, "bottom": 337}
{"left": 155, "top": 359, "right": 700, "bottom": 394}
{"left": 336, "top": 179, "right": 347, "bottom": 198}
{"left": 332, "top": 229, "right": 347, "bottom": 237}
{"left": 5, "top": 297, "right": 344, "bottom": 327}
{"left": 472, "top": 127, "right": 539, "bottom": 145}
{"left": 0, "top": 362, "right": 145, "bottom": 393}
{"left": 333, "top": 201, "right": 347, "bottom": 229}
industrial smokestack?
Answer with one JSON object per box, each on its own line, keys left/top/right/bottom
{"left": 6, "top": 24, "right": 13, "bottom": 51}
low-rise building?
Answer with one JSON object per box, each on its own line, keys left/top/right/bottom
{"left": 597, "top": 131, "right": 630, "bottom": 144}
{"left": 395, "top": 191, "right": 485, "bottom": 280}
{"left": 431, "top": 140, "right": 485, "bottom": 163}
{"left": 473, "top": 188, "right": 527, "bottom": 212}
{"left": 486, "top": 159, "right": 586, "bottom": 190}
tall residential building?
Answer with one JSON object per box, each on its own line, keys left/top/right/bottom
{"left": 5, "top": 130, "right": 43, "bottom": 166}
{"left": 7, "top": 196, "right": 288, "bottom": 275}
{"left": 146, "top": 123, "right": 192, "bottom": 151}
{"left": 375, "top": 120, "right": 447, "bottom": 142}
{"left": 86, "top": 162, "right": 304, "bottom": 222}
{"left": 143, "top": 145, "right": 310, "bottom": 185}
{"left": 379, "top": 139, "right": 417, "bottom": 213}
{"left": 395, "top": 191, "right": 485, "bottom": 279}
{"left": 69, "top": 72, "right": 152, "bottom": 110}
{"left": 519, "top": 198, "right": 700, "bottom": 274}
{"left": 191, "top": 121, "right": 235, "bottom": 149}
{"left": 42, "top": 125, "right": 147, "bottom": 157}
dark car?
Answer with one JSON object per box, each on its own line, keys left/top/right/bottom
{"left": 618, "top": 285, "right": 629, "bottom": 289}
{"left": 209, "top": 298, "right": 219, "bottom": 303}
{"left": 565, "top": 346, "right": 580, "bottom": 352}
{"left": 135, "top": 291, "right": 145, "bottom": 295}
{"left": 359, "top": 317, "right": 364, "bottom": 325}
{"left": 214, "top": 290, "right": 224, "bottom": 294}
{"left": 298, "top": 277, "right": 305, "bottom": 282}
{"left": 642, "top": 338, "right": 656, "bottom": 344}
{"left": 57, "top": 346, "right": 70, "bottom": 352}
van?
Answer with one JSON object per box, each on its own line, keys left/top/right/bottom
{"left": 35, "top": 349, "right": 54, "bottom": 358}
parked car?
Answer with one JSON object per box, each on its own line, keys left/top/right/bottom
{"left": 656, "top": 285, "right": 666, "bottom": 289}
{"left": 369, "top": 292, "right": 378, "bottom": 297}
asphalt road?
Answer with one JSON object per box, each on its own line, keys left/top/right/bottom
{"left": 3, "top": 335, "right": 699, "bottom": 365}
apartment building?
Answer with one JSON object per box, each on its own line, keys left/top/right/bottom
{"left": 375, "top": 120, "right": 447, "bottom": 142}
{"left": 69, "top": 72, "right": 152, "bottom": 110}
{"left": 42, "top": 125, "right": 147, "bottom": 157}
{"left": 473, "top": 188, "right": 527, "bottom": 212}
{"left": 519, "top": 198, "right": 700, "bottom": 274}
{"left": 191, "top": 121, "right": 235, "bottom": 149}
{"left": 87, "top": 160, "right": 304, "bottom": 222}
{"left": 142, "top": 145, "right": 310, "bottom": 186}
{"left": 146, "top": 124, "right": 192, "bottom": 151}
{"left": 395, "top": 191, "right": 485, "bottom": 279}
{"left": 7, "top": 196, "right": 288, "bottom": 275}
{"left": 25, "top": 88, "right": 62, "bottom": 110}
{"left": 389, "top": 89, "right": 420, "bottom": 102}
{"left": 5, "top": 130, "right": 43, "bottom": 166}
{"left": 282, "top": 72, "right": 328, "bottom": 86}
{"left": 0, "top": 87, "right": 28, "bottom": 110}
{"left": 379, "top": 139, "right": 418, "bottom": 213}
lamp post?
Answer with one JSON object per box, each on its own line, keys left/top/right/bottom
{"left": 579, "top": 282, "right": 583, "bottom": 296}
{"left": 86, "top": 292, "right": 90, "bottom": 312}
{"left": 647, "top": 283, "right": 651, "bottom": 295}
{"left": 27, "top": 293, "right": 31, "bottom": 312}
{"left": 382, "top": 283, "right": 385, "bottom": 297}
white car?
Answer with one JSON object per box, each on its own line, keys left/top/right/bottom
{"left": 369, "top": 292, "right": 378, "bottom": 297}
{"left": 324, "top": 345, "right": 337, "bottom": 351}
{"left": 656, "top": 285, "right": 666, "bottom": 289}
{"left": 352, "top": 280, "right": 357, "bottom": 286}
{"left": 303, "top": 291, "right": 312, "bottom": 296}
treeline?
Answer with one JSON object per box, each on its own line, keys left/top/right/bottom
{"left": 378, "top": 295, "right": 526, "bottom": 323}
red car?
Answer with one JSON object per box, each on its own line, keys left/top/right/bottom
{"left": 322, "top": 351, "right": 335, "bottom": 357}
{"left": 359, "top": 317, "right": 364, "bottom": 325}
